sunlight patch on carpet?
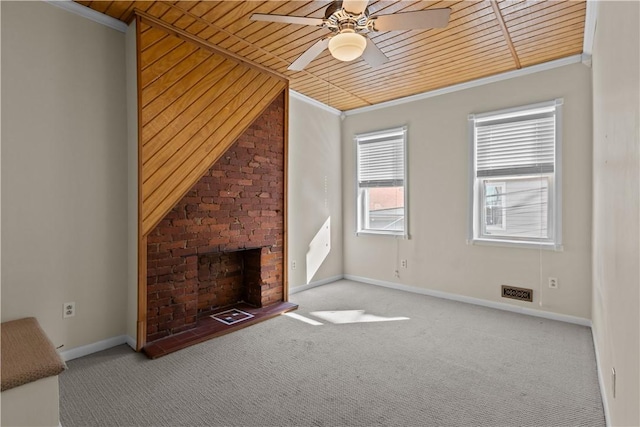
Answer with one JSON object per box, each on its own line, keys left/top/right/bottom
{"left": 309, "top": 310, "right": 409, "bottom": 324}
{"left": 283, "top": 312, "right": 324, "bottom": 325}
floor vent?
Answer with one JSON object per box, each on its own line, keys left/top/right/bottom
{"left": 501, "top": 285, "right": 533, "bottom": 302}
{"left": 211, "top": 308, "right": 254, "bottom": 325}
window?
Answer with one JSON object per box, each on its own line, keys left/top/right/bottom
{"left": 356, "top": 126, "right": 407, "bottom": 237}
{"left": 469, "top": 100, "right": 562, "bottom": 248}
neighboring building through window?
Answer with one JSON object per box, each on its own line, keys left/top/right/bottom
{"left": 356, "top": 126, "right": 407, "bottom": 237}
{"left": 484, "top": 181, "right": 506, "bottom": 231}
{"left": 469, "top": 100, "right": 562, "bottom": 248}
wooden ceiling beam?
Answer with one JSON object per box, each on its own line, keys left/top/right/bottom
{"left": 490, "top": 0, "right": 521, "bottom": 69}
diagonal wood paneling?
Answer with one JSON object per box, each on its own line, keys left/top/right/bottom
{"left": 137, "top": 15, "right": 288, "bottom": 236}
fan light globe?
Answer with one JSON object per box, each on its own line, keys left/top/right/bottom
{"left": 328, "top": 31, "right": 366, "bottom": 62}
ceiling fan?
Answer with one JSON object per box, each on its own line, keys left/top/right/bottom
{"left": 251, "top": 0, "right": 451, "bottom": 71}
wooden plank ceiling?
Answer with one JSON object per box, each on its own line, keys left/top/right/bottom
{"left": 78, "top": 0, "right": 587, "bottom": 111}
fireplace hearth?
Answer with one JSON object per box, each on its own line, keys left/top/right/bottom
{"left": 143, "top": 301, "right": 297, "bottom": 359}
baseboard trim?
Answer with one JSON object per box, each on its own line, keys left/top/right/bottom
{"left": 57, "top": 277, "right": 591, "bottom": 361}
{"left": 59, "top": 335, "right": 136, "bottom": 362}
{"left": 591, "top": 327, "right": 611, "bottom": 427}
{"left": 344, "top": 275, "right": 592, "bottom": 327}
{"left": 289, "top": 275, "right": 344, "bottom": 295}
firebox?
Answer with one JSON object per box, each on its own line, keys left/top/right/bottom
{"left": 197, "top": 247, "right": 264, "bottom": 317}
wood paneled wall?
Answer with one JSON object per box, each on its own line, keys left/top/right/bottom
{"left": 137, "top": 14, "right": 288, "bottom": 236}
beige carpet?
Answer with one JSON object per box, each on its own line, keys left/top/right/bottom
{"left": 60, "top": 280, "right": 605, "bottom": 426}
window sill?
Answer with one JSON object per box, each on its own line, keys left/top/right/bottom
{"left": 357, "top": 230, "right": 408, "bottom": 238}
{"left": 467, "top": 238, "right": 563, "bottom": 251}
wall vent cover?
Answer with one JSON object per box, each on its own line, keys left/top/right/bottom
{"left": 501, "top": 285, "right": 533, "bottom": 302}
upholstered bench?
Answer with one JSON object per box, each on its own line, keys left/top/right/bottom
{"left": 1, "top": 317, "right": 67, "bottom": 427}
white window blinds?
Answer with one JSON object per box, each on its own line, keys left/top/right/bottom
{"left": 469, "top": 99, "right": 562, "bottom": 248}
{"left": 357, "top": 128, "right": 406, "bottom": 188}
{"left": 475, "top": 110, "right": 556, "bottom": 177}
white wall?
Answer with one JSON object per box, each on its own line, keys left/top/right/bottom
{"left": 0, "top": 2, "right": 345, "bottom": 351}
{"left": 288, "top": 93, "right": 343, "bottom": 291}
{"left": 1, "top": 1, "right": 129, "bottom": 350}
{"left": 591, "top": 2, "right": 640, "bottom": 425}
{"left": 342, "top": 63, "right": 593, "bottom": 319}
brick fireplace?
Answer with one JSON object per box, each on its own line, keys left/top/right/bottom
{"left": 145, "top": 93, "right": 292, "bottom": 350}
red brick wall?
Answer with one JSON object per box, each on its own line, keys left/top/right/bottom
{"left": 146, "top": 93, "right": 285, "bottom": 343}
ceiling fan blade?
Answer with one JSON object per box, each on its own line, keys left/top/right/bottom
{"left": 362, "top": 38, "right": 389, "bottom": 68}
{"left": 251, "top": 13, "right": 324, "bottom": 27}
{"left": 341, "top": 0, "right": 369, "bottom": 15}
{"left": 372, "top": 8, "right": 451, "bottom": 31}
{"left": 288, "top": 38, "right": 330, "bottom": 71}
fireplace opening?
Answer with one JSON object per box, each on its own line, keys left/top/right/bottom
{"left": 144, "top": 244, "right": 296, "bottom": 359}
{"left": 197, "top": 248, "right": 264, "bottom": 319}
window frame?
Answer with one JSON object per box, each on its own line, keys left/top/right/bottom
{"left": 355, "top": 126, "right": 409, "bottom": 238}
{"left": 468, "top": 99, "right": 563, "bottom": 250}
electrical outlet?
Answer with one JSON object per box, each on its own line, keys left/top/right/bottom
{"left": 401, "top": 259, "right": 408, "bottom": 268}
{"left": 548, "top": 277, "right": 558, "bottom": 289}
{"left": 63, "top": 302, "right": 76, "bottom": 318}
{"left": 291, "top": 261, "right": 296, "bottom": 270}
{"left": 394, "top": 270, "right": 400, "bottom": 278}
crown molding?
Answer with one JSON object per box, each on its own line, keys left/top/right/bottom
{"left": 344, "top": 54, "right": 584, "bottom": 116}
{"left": 289, "top": 90, "right": 342, "bottom": 116}
{"left": 45, "top": 0, "right": 128, "bottom": 33}
{"left": 582, "top": 0, "right": 599, "bottom": 67}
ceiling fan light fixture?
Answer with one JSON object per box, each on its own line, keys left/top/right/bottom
{"left": 328, "top": 31, "right": 366, "bottom": 62}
